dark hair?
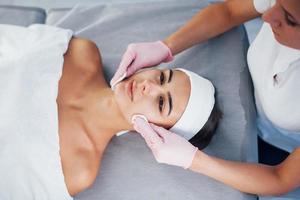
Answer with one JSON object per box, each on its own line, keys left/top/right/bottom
{"left": 189, "top": 100, "right": 222, "bottom": 150}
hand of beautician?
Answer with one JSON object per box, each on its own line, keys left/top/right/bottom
{"left": 133, "top": 116, "right": 198, "bottom": 169}
{"left": 110, "top": 41, "right": 173, "bottom": 87}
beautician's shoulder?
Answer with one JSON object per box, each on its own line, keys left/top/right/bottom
{"left": 66, "top": 37, "right": 102, "bottom": 75}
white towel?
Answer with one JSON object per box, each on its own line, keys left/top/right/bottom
{"left": 0, "top": 24, "right": 73, "bottom": 200}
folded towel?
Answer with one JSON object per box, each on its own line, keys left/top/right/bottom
{"left": 0, "top": 24, "right": 73, "bottom": 200}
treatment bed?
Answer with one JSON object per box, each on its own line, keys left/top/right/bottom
{"left": 0, "top": 1, "right": 260, "bottom": 199}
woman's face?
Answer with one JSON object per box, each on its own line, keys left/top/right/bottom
{"left": 262, "top": 0, "right": 300, "bottom": 49}
{"left": 114, "top": 68, "right": 190, "bottom": 128}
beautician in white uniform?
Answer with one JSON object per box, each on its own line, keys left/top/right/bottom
{"left": 111, "top": 0, "right": 300, "bottom": 196}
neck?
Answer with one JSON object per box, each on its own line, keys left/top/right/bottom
{"left": 96, "top": 88, "right": 133, "bottom": 132}
{"left": 84, "top": 87, "right": 133, "bottom": 151}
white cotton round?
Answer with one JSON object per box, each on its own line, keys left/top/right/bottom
{"left": 131, "top": 114, "right": 148, "bottom": 124}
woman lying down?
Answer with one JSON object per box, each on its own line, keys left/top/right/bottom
{"left": 0, "top": 24, "right": 221, "bottom": 199}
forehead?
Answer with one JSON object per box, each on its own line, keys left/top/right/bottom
{"left": 169, "top": 69, "right": 190, "bottom": 123}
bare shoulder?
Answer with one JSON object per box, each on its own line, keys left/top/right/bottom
{"left": 65, "top": 37, "right": 103, "bottom": 75}
{"left": 64, "top": 148, "right": 101, "bottom": 196}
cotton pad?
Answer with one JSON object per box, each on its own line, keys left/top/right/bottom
{"left": 116, "top": 114, "right": 148, "bottom": 136}
{"left": 116, "top": 130, "right": 129, "bottom": 136}
{"left": 111, "top": 72, "right": 127, "bottom": 91}
{"left": 131, "top": 114, "right": 148, "bottom": 124}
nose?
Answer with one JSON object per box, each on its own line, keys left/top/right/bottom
{"left": 262, "top": 4, "right": 282, "bottom": 28}
{"left": 139, "top": 79, "right": 161, "bottom": 96}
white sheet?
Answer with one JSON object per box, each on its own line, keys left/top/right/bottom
{"left": 0, "top": 24, "right": 73, "bottom": 200}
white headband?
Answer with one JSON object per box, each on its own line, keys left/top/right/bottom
{"left": 170, "top": 68, "right": 215, "bottom": 140}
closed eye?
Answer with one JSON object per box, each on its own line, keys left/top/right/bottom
{"left": 285, "top": 12, "right": 297, "bottom": 27}
{"left": 158, "top": 69, "right": 173, "bottom": 116}
{"left": 158, "top": 96, "right": 164, "bottom": 112}
{"left": 160, "top": 71, "right": 165, "bottom": 85}
{"left": 281, "top": 6, "right": 299, "bottom": 27}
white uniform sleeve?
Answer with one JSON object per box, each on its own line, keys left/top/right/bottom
{"left": 253, "top": 0, "right": 276, "bottom": 13}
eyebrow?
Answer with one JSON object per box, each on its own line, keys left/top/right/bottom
{"left": 167, "top": 69, "right": 173, "bottom": 116}
{"left": 168, "top": 69, "right": 173, "bottom": 83}
{"left": 167, "top": 92, "right": 173, "bottom": 116}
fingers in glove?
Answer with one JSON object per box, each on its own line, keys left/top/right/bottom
{"left": 110, "top": 49, "right": 135, "bottom": 86}
{"left": 150, "top": 123, "right": 170, "bottom": 139}
{"left": 133, "top": 117, "right": 163, "bottom": 148}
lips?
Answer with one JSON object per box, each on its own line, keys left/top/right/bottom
{"left": 127, "top": 80, "right": 135, "bottom": 101}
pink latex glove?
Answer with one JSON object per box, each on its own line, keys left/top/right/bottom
{"left": 133, "top": 117, "right": 198, "bottom": 169}
{"left": 110, "top": 41, "right": 173, "bottom": 88}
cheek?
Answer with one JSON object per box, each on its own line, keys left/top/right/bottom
{"left": 115, "top": 90, "right": 158, "bottom": 123}
{"left": 115, "top": 82, "right": 165, "bottom": 124}
{"left": 130, "top": 102, "right": 173, "bottom": 128}
{"left": 276, "top": 29, "right": 298, "bottom": 47}
{"left": 129, "top": 99, "right": 163, "bottom": 124}
{"left": 287, "top": 31, "right": 300, "bottom": 48}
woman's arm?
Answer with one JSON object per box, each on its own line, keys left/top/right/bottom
{"left": 111, "top": 0, "right": 261, "bottom": 86}
{"left": 164, "top": 0, "right": 261, "bottom": 55}
{"left": 133, "top": 118, "right": 300, "bottom": 196}
{"left": 190, "top": 147, "right": 300, "bottom": 196}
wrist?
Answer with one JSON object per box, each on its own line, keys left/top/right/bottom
{"left": 183, "top": 146, "right": 198, "bottom": 169}
{"left": 160, "top": 40, "right": 174, "bottom": 62}
{"left": 188, "top": 150, "right": 206, "bottom": 171}
{"left": 163, "top": 36, "right": 179, "bottom": 56}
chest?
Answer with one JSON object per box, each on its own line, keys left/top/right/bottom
{"left": 56, "top": 52, "right": 102, "bottom": 195}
